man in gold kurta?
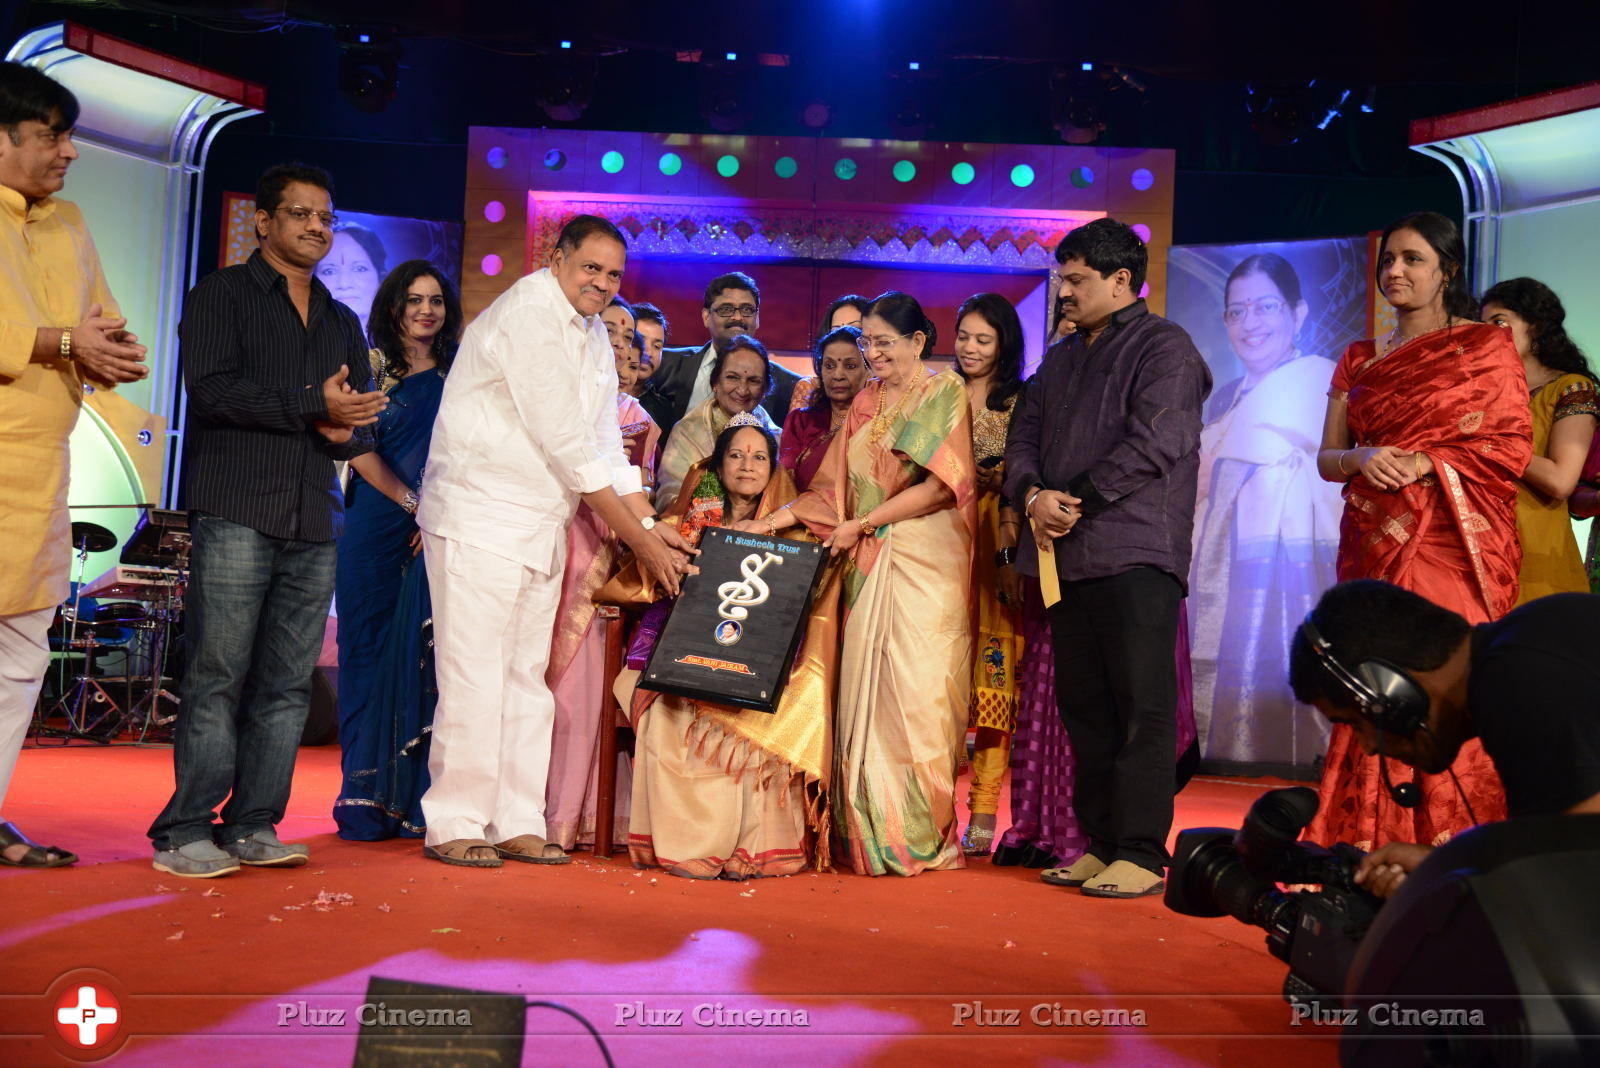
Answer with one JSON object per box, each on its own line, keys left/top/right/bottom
{"left": 0, "top": 62, "right": 148, "bottom": 869}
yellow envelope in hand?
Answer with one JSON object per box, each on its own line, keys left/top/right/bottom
{"left": 1038, "top": 539, "right": 1061, "bottom": 609}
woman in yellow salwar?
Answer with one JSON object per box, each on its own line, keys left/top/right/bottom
{"left": 951, "top": 293, "right": 1026, "bottom": 857}
{"left": 624, "top": 415, "right": 840, "bottom": 880}
{"left": 763, "top": 291, "right": 977, "bottom": 876}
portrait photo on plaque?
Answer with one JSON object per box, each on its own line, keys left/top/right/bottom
{"left": 641, "top": 529, "right": 828, "bottom": 713}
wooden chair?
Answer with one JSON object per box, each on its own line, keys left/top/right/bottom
{"left": 592, "top": 604, "right": 628, "bottom": 856}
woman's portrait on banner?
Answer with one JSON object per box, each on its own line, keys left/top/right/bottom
{"left": 1169, "top": 238, "right": 1366, "bottom": 772}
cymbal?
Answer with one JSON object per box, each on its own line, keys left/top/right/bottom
{"left": 69, "top": 521, "right": 117, "bottom": 553}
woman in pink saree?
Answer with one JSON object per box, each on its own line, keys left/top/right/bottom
{"left": 544, "top": 299, "right": 661, "bottom": 851}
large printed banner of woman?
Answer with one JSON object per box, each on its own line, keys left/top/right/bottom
{"left": 1167, "top": 238, "right": 1366, "bottom": 772}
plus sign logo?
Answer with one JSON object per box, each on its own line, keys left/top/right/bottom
{"left": 43, "top": 969, "right": 130, "bottom": 1060}
{"left": 54, "top": 983, "right": 121, "bottom": 1049}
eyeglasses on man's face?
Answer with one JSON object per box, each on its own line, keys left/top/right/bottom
{"left": 711, "top": 303, "right": 759, "bottom": 320}
{"left": 276, "top": 205, "right": 338, "bottom": 228}
{"left": 1222, "top": 297, "right": 1289, "bottom": 324}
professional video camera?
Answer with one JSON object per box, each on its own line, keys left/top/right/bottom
{"left": 1164, "top": 786, "right": 1382, "bottom": 1003}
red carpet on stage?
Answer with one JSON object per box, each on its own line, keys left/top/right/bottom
{"left": 1, "top": 744, "right": 1339, "bottom": 1065}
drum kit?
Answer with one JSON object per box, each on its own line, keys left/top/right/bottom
{"left": 36, "top": 508, "right": 189, "bottom": 745}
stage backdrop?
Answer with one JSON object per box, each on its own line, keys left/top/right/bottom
{"left": 221, "top": 193, "right": 464, "bottom": 342}
{"left": 460, "top": 129, "right": 1175, "bottom": 373}
{"left": 1169, "top": 236, "right": 1367, "bottom": 776}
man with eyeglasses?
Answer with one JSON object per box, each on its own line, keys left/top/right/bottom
{"left": 0, "top": 62, "right": 148, "bottom": 871}
{"left": 149, "top": 162, "right": 387, "bottom": 878}
{"left": 640, "top": 270, "right": 801, "bottom": 435}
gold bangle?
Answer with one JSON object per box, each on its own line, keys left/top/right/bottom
{"left": 1337, "top": 450, "right": 1353, "bottom": 476}
{"left": 59, "top": 327, "right": 73, "bottom": 361}
{"left": 858, "top": 516, "right": 877, "bottom": 537}
{"left": 1413, "top": 452, "right": 1424, "bottom": 478}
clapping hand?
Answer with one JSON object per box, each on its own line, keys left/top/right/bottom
{"left": 73, "top": 303, "right": 148, "bottom": 386}
{"left": 322, "top": 365, "right": 387, "bottom": 427}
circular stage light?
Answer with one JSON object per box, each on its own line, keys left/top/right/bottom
{"left": 600, "top": 150, "right": 625, "bottom": 174}
{"left": 658, "top": 152, "right": 683, "bottom": 176}
{"left": 1010, "top": 163, "right": 1035, "bottom": 188}
{"left": 481, "top": 253, "right": 503, "bottom": 277}
{"left": 1131, "top": 167, "right": 1155, "bottom": 191}
{"left": 893, "top": 159, "right": 916, "bottom": 183}
{"left": 834, "top": 158, "right": 857, "bottom": 181}
{"left": 774, "top": 155, "right": 798, "bottom": 179}
{"left": 950, "top": 161, "right": 975, "bottom": 185}
{"left": 541, "top": 149, "right": 565, "bottom": 171}
{"left": 487, "top": 146, "right": 508, "bottom": 170}
{"left": 483, "top": 200, "right": 506, "bottom": 223}
{"left": 716, "top": 154, "right": 740, "bottom": 178}
{"left": 1132, "top": 223, "right": 1152, "bottom": 242}
{"left": 1070, "top": 165, "right": 1095, "bottom": 188}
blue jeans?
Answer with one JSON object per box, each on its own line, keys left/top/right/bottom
{"left": 148, "top": 513, "right": 336, "bottom": 851}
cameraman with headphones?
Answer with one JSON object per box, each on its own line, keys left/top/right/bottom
{"left": 1289, "top": 580, "right": 1600, "bottom": 900}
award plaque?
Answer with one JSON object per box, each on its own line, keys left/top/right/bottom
{"left": 641, "top": 528, "right": 828, "bottom": 713}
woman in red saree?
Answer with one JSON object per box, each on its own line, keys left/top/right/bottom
{"left": 1308, "top": 212, "right": 1532, "bottom": 850}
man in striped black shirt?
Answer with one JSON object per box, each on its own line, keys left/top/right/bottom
{"left": 149, "top": 163, "right": 386, "bottom": 878}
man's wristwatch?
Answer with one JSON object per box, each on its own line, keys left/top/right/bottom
{"left": 59, "top": 328, "right": 74, "bottom": 361}
{"left": 399, "top": 491, "right": 419, "bottom": 515}
{"left": 640, "top": 515, "right": 658, "bottom": 531}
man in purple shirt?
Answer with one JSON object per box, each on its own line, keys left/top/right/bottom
{"left": 1005, "top": 218, "right": 1211, "bottom": 899}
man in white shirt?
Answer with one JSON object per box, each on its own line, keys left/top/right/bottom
{"left": 416, "top": 214, "right": 689, "bottom": 867}
{"left": 639, "top": 270, "right": 801, "bottom": 434}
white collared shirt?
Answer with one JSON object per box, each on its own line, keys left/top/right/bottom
{"left": 418, "top": 268, "right": 639, "bottom": 574}
{"left": 684, "top": 341, "right": 717, "bottom": 412}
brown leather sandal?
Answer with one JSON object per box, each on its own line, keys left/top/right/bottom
{"left": 422, "top": 839, "right": 503, "bottom": 867}
{"left": 0, "top": 820, "right": 77, "bottom": 868}
{"left": 493, "top": 835, "right": 572, "bottom": 865}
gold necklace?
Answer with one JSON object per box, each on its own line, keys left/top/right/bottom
{"left": 869, "top": 379, "right": 912, "bottom": 445}
{"left": 1384, "top": 314, "right": 1450, "bottom": 354}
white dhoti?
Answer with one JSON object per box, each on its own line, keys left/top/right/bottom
{"left": 420, "top": 532, "right": 565, "bottom": 846}
{"left": 0, "top": 606, "right": 54, "bottom": 806}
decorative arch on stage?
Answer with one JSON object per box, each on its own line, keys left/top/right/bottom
{"left": 460, "top": 129, "right": 1175, "bottom": 368}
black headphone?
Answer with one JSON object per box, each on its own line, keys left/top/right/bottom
{"left": 1298, "top": 615, "right": 1431, "bottom": 737}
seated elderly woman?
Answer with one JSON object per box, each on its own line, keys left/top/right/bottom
{"left": 654, "top": 335, "right": 782, "bottom": 510}
{"left": 613, "top": 414, "right": 839, "bottom": 880}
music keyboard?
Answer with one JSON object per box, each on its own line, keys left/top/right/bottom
{"left": 81, "top": 565, "right": 183, "bottom": 600}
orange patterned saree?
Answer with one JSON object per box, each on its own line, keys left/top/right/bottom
{"left": 1309, "top": 323, "right": 1532, "bottom": 850}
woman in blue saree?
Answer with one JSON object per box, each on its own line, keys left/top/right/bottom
{"left": 333, "top": 261, "right": 461, "bottom": 839}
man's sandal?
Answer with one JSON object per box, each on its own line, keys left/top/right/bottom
{"left": 0, "top": 820, "right": 77, "bottom": 868}
{"left": 422, "top": 839, "right": 503, "bottom": 867}
{"left": 494, "top": 835, "right": 572, "bottom": 865}
{"left": 1079, "top": 859, "right": 1165, "bottom": 898}
{"left": 1040, "top": 853, "right": 1107, "bottom": 887}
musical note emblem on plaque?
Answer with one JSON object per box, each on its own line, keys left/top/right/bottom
{"left": 642, "top": 530, "right": 827, "bottom": 713}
